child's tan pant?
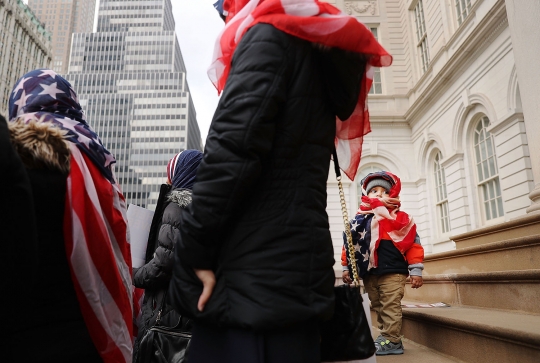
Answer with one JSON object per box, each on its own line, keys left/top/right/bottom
{"left": 363, "top": 273, "right": 407, "bottom": 343}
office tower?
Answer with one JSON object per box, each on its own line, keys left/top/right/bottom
{"left": 28, "top": 0, "right": 96, "bottom": 74}
{"left": 65, "top": 0, "right": 202, "bottom": 210}
{"left": 0, "top": 0, "right": 52, "bottom": 116}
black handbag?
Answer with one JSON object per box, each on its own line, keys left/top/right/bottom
{"left": 137, "top": 292, "right": 192, "bottom": 363}
{"left": 320, "top": 284, "right": 375, "bottom": 361}
{"left": 320, "top": 150, "right": 376, "bottom": 361}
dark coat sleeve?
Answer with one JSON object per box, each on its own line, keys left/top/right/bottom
{"left": 317, "top": 48, "right": 366, "bottom": 121}
{"left": 177, "top": 25, "right": 293, "bottom": 269}
{"left": 133, "top": 201, "right": 182, "bottom": 290}
{"left": 0, "top": 117, "right": 38, "bottom": 299}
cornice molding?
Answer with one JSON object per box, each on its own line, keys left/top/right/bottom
{"left": 405, "top": 0, "right": 508, "bottom": 126}
{"left": 488, "top": 111, "right": 524, "bottom": 135}
{"left": 2, "top": 0, "right": 51, "bottom": 52}
{"left": 368, "top": 114, "right": 407, "bottom": 123}
{"left": 441, "top": 152, "right": 464, "bottom": 168}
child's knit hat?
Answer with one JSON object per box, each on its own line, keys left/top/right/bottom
{"left": 365, "top": 177, "right": 392, "bottom": 194}
{"left": 361, "top": 171, "right": 398, "bottom": 196}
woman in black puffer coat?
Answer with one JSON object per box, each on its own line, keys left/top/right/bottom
{"left": 168, "top": 1, "right": 392, "bottom": 362}
{"left": 169, "top": 11, "right": 367, "bottom": 363}
{"left": 132, "top": 150, "right": 203, "bottom": 363}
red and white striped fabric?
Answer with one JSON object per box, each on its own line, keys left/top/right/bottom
{"left": 209, "top": 0, "right": 393, "bottom": 180}
{"left": 357, "top": 172, "right": 416, "bottom": 268}
{"left": 166, "top": 152, "right": 181, "bottom": 185}
{"left": 64, "top": 144, "right": 133, "bottom": 363}
{"left": 133, "top": 288, "right": 145, "bottom": 339}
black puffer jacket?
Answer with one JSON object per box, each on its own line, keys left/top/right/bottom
{"left": 8, "top": 119, "right": 100, "bottom": 362}
{"left": 169, "top": 23, "right": 366, "bottom": 330}
{"left": 133, "top": 187, "right": 193, "bottom": 361}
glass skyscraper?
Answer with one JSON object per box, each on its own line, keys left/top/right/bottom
{"left": 65, "top": 0, "right": 202, "bottom": 210}
{"left": 28, "top": 0, "right": 96, "bottom": 74}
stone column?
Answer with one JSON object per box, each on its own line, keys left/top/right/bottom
{"left": 505, "top": 0, "right": 540, "bottom": 213}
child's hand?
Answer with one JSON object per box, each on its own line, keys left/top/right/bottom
{"left": 410, "top": 276, "right": 423, "bottom": 288}
{"left": 342, "top": 270, "right": 353, "bottom": 284}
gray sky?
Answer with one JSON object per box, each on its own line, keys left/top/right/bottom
{"left": 172, "top": 0, "right": 224, "bottom": 143}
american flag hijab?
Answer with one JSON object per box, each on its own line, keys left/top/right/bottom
{"left": 9, "top": 69, "right": 133, "bottom": 363}
{"left": 9, "top": 69, "right": 116, "bottom": 182}
{"left": 210, "top": 0, "right": 393, "bottom": 180}
{"left": 167, "top": 149, "right": 204, "bottom": 189}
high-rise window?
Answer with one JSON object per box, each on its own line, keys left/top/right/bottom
{"left": 414, "top": 0, "right": 430, "bottom": 73}
{"left": 64, "top": 0, "right": 202, "bottom": 210}
{"left": 368, "top": 27, "right": 382, "bottom": 95}
{"left": 434, "top": 152, "right": 450, "bottom": 233}
{"left": 474, "top": 116, "right": 504, "bottom": 220}
{"left": 456, "top": 0, "right": 472, "bottom": 25}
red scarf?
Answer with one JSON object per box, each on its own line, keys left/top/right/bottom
{"left": 357, "top": 172, "right": 416, "bottom": 268}
{"left": 209, "top": 0, "right": 392, "bottom": 180}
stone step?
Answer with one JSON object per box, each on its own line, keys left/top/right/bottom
{"left": 369, "top": 322, "right": 467, "bottom": 363}
{"left": 451, "top": 212, "right": 540, "bottom": 249}
{"left": 423, "top": 234, "right": 540, "bottom": 275}
{"left": 404, "top": 269, "right": 540, "bottom": 314}
{"left": 400, "top": 305, "right": 540, "bottom": 363}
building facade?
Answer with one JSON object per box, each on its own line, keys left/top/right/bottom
{"left": 0, "top": 0, "right": 52, "bottom": 116}
{"left": 65, "top": 0, "right": 202, "bottom": 210}
{"left": 325, "top": 0, "right": 536, "bottom": 269}
{"left": 27, "top": 0, "right": 96, "bottom": 74}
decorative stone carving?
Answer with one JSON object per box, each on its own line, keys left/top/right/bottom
{"left": 344, "top": 1, "right": 378, "bottom": 16}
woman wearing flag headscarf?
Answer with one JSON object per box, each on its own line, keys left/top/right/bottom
{"left": 168, "top": 1, "right": 392, "bottom": 362}
{"left": 132, "top": 150, "right": 202, "bottom": 363}
{"left": 7, "top": 69, "right": 133, "bottom": 363}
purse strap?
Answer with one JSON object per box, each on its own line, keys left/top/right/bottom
{"left": 332, "top": 148, "right": 360, "bottom": 285}
{"left": 154, "top": 290, "right": 168, "bottom": 326}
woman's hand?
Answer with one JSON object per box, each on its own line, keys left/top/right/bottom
{"left": 342, "top": 270, "right": 353, "bottom": 284}
{"left": 194, "top": 269, "right": 216, "bottom": 312}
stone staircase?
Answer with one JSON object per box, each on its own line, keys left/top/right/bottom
{"left": 401, "top": 213, "right": 540, "bottom": 363}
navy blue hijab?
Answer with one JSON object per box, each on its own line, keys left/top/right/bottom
{"left": 166, "top": 150, "right": 203, "bottom": 190}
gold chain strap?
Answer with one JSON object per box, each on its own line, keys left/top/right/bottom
{"left": 337, "top": 175, "right": 360, "bottom": 284}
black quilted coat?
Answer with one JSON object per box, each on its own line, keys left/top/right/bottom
{"left": 133, "top": 186, "right": 193, "bottom": 362}
{"left": 169, "top": 23, "right": 366, "bottom": 331}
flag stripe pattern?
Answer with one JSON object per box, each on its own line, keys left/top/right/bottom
{"left": 167, "top": 152, "right": 181, "bottom": 184}
{"left": 65, "top": 145, "right": 133, "bottom": 363}
{"left": 9, "top": 69, "right": 133, "bottom": 363}
{"left": 342, "top": 171, "right": 416, "bottom": 275}
{"left": 359, "top": 172, "right": 416, "bottom": 268}
{"left": 209, "top": 0, "right": 392, "bottom": 180}
{"left": 366, "top": 202, "right": 416, "bottom": 269}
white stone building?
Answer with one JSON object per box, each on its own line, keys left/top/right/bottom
{"left": 326, "top": 0, "right": 538, "bottom": 270}
{"left": 0, "top": 0, "right": 52, "bottom": 116}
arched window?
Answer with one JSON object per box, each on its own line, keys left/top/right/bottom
{"left": 357, "top": 165, "right": 383, "bottom": 206}
{"left": 474, "top": 116, "right": 504, "bottom": 220}
{"left": 433, "top": 152, "right": 450, "bottom": 233}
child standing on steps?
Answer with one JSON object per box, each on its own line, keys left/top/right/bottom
{"left": 342, "top": 171, "right": 424, "bottom": 356}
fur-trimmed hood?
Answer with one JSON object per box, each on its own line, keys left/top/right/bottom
{"left": 167, "top": 188, "right": 192, "bottom": 209}
{"left": 9, "top": 117, "right": 71, "bottom": 174}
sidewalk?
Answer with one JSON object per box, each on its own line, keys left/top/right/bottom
{"left": 374, "top": 336, "right": 467, "bottom": 363}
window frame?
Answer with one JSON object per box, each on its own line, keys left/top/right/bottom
{"left": 413, "top": 0, "right": 430, "bottom": 73}
{"left": 455, "top": 0, "right": 472, "bottom": 25}
{"left": 433, "top": 151, "right": 451, "bottom": 234}
{"left": 473, "top": 116, "right": 504, "bottom": 222}
{"left": 368, "top": 26, "right": 383, "bottom": 95}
